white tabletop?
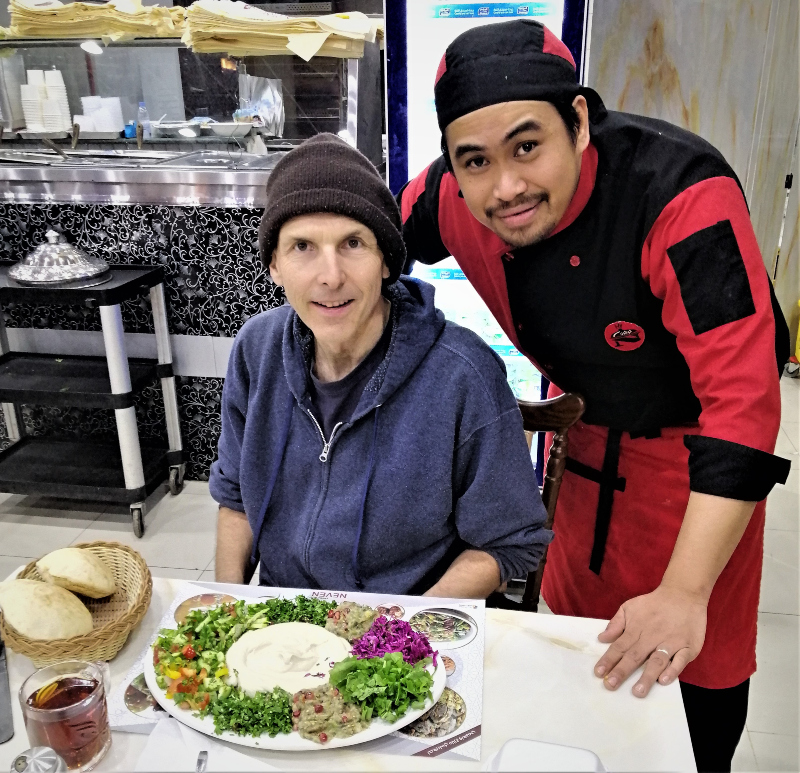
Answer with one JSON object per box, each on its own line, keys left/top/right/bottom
{"left": 0, "top": 577, "right": 696, "bottom": 772}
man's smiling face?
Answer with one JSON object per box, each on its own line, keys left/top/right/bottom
{"left": 270, "top": 213, "right": 389, "bottom": 354}
{"left": 446, "top": 97, "right": 589, "bottom": 248}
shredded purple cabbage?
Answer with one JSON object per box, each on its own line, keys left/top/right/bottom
{"left": 351, "top": 616, "right": 438, "bottom": 666}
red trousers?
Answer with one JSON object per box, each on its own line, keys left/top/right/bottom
{"left": 541, "top": 421, "right": 765, "bottom": 689}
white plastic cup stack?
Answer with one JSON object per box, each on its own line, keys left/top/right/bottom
{"left": 19, "top": 83, "right": 44, "bottom": 132}
{"left": 26, "top": 70, "right": 46, "bottom": 101}
{"left": 44, "top": 69, "right": 71, "bottom": 131}
{"left": 41, "top": 98, "right": 63, "bottom": 132}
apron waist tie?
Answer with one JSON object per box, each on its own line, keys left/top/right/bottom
{"left": 565, "top": 428, "right": 625, "bottom": 575}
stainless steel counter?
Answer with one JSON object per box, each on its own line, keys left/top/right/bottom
{"left": 0, "top": 149, "right": 287, "bottom": 206}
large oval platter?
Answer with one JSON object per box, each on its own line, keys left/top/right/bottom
{"left": 143, "top": 612, "right": 446, "bottom": 751}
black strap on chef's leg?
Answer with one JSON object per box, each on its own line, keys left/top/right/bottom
{"left": 589, "top": 428, "right": 623, "bottom": 575}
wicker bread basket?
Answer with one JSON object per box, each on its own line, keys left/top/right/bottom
{"left": 0, "top": 541, "right": 152, "bottom": 667}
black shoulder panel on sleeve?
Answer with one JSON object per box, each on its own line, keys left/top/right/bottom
{"left": 400, "top": 156, "right": 450, "bottom": 272}
{"left": 666, "top": 219, "right": 756, "bottom": 335}
{"left": 684, "top": 434, "right": 791, "bottom": 501}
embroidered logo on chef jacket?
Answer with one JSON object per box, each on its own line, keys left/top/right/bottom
{"left": 604, "top": 321, "right": 645, "bottom": 351}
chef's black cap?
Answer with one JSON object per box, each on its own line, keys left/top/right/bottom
{"left": 434, "top": 19, "right": 580, "bottom": 132}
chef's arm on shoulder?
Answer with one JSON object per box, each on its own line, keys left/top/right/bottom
{"left": 397, "top": 157, "right": 452, "bottom": 272}
{"left": 215, "top": 506, "right": 253, "bottom": 584}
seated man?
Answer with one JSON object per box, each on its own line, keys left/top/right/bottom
{"left": 209, "top": 133, "right": 551, "bottom": 597}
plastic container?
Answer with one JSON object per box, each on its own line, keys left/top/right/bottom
{"left": 136, "top": 102, "right": 151, "bottom": 140}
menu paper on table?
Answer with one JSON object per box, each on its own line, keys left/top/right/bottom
{"left": 110, "top": 581, "right": 485, "bottom": 761}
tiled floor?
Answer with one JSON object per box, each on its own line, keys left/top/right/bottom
{"left": 0, "top": 382, "right": 797, "bottom": 771}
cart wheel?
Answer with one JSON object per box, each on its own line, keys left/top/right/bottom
{"left": 168, "top": 465, "right": 184, "bottom": 496}
{"left": 131, "top": 506, "right": 145, "bottom": 538}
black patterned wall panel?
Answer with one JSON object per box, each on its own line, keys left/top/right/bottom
{"left": 0, "top": 204, "right": 285, "bottom": 335}
{"left": 0, "top": 203, "right": 282, "bottom": 481}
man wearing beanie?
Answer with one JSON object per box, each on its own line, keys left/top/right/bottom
{"left": 398, "top": 20, "right": 790, "bottom": 772}
{"left": 209, "top": 133, "right": 551, "bottom": 603}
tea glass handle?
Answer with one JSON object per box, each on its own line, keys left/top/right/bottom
{"left": 92, "top": 661, "right": 112, "bottom": 694}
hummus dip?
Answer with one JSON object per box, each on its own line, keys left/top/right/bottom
{"left": 225, "top": 622, "right": 351, "bottom": 695}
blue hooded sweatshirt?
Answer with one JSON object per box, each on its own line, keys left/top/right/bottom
{"left": 209, "top": 277, "right": 551, "bottom": 593}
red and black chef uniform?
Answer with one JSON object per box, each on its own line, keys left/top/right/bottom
{"left": 398, "top": 19, "right": 791, "bottom": 759}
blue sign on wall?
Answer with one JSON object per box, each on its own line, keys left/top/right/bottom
{"left": 431, "top": 3, "right": 552, "bottom": 18}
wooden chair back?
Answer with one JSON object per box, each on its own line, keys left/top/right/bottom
{"left": 488, "top": 392, "right": 585, "bottom": 612}
{"left": 518, "top": 392, "right": 585, "bottom": 610}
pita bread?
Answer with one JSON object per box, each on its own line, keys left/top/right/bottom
{"left": 0, "top": 579, "right": 93, "bottom": 640}
{"left": 37, "top": 548, "right": 116, "bottom": 599}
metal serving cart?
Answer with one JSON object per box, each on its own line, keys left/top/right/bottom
{"left": 0, "top": 264, "right": 184, "bottom": 536}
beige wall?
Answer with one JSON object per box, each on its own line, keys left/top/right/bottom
{"left": 586, "top": 0, "right": 800, "bottom": 352}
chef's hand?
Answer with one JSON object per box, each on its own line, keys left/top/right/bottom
{"left": 593, "top": 584, "right": 707, "bottom": 697}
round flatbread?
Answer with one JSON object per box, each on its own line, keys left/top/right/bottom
{"left": 37, "top": 547, "right": 116, "bottom": 599}
{"left": 0, "top": 579, "right": 93, "bottom": 640}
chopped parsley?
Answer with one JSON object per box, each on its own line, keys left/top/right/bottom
{"left": 201, "top": 687, "right": 293, "bottom": 738}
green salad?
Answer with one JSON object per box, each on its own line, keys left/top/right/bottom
{"left": 152, "top": 596, "right": 337, "bottom": 737}
{"left": 152, "top": 597, "right": 436, "bottom": 744}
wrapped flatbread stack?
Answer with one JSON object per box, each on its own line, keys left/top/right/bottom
{"left": 0, "top": 579, "right": 93, "bottom": 640}
{"left": 182, "top": 2, "right": 378, "bottom": 61}
{"left": 7, "top": 0, "right": 185, "bottom": 42}
{"left": 37, "top": 547, "right": 116, "bottom": 599}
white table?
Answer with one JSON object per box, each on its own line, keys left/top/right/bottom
{"left": 0, "top": 577, "right": 697, "bottom": 772}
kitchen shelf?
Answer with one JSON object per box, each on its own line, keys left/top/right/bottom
{"left": 0, "top": 262, "right": 184, "bottom": 535}
{"left": 0, "top": 264, "right": 164, "bottom": 305}
{"left": 0, "top": 436, "right": 175, "bottom": 503}
{"left": 0, "top": 352, "right": 159, "bottom": 408}
{"left": 0, "top": 37, "right": 185, "bottom": 50}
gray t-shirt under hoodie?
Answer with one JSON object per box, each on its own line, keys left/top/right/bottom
{"left": 309, "top": 314, "right": 393, "bottom": 440}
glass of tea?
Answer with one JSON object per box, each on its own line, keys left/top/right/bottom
{"left": 19, "top": 661, "right": 112, "bottom": 772}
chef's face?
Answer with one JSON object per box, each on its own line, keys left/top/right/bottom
{"left": 445, "top": 97, "right": 590, "bottom": 248}
{"left": 270, "top": 213, "right": 389, "bottom": 352}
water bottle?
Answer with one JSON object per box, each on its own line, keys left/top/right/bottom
{"left": 137, "top": 102, "right": 151, "bottom": 140}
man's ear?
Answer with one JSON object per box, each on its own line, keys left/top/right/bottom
{"left": 573, "top": 94, "right": 590, "bottom": 153}
{"left": 382, "top": 261, "right": 390, "bottom": 280}
{"left": 269, "top": 250, "right": 282, "bottom": 286}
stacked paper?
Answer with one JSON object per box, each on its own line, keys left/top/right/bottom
{"left": 79, "top": 95, "right": 124, "bottom": 132}
{"left": 8, "top": 0, "right": 185, "bottom": 42}
{"left": 182, "top": 2, "right": 378, "bottom": 60}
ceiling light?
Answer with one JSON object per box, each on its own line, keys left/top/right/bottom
{"left": 80, "top": 40, "right": 103, "bottom": 55}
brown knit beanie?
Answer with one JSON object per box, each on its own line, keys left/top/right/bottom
{"left": 258, "top": 133, "right": 405, "bottom": 285}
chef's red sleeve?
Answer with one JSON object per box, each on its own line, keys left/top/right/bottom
{"left": 642, "top": 175, "right": 790, "bottom": 501}
{"left": 397, "top": 157, "right": 451, "bottom": 268}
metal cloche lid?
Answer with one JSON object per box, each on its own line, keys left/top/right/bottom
{"left": 12, "top": 747, "right": 67, "bottom": 773}
{"left": 9, "top": 230, "right": 110, "bottom": 285}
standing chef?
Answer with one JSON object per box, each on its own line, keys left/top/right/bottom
{"left": 398, "top": 19, "right": 791, "bottom": 773}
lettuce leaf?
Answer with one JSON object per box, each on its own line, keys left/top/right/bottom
{"left": 329, "top": 652, "right": 434, "bottom": 724}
